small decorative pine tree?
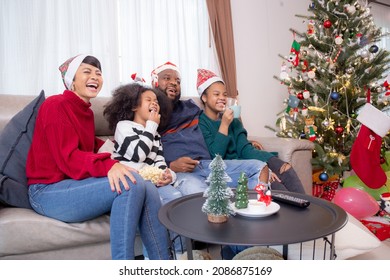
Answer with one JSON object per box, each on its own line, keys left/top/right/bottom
{"left": 202, "top": 155, "right": 235, "bottom": 223}
{"left": 235, "top": 172, "right": 249, "bottom": 209}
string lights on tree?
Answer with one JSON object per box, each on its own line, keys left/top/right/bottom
{"left": 269, "top": 0, "right": 390, "bottom": 179}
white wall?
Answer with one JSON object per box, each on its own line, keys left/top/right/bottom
{"left": 231, "top": 0, "right": 310, "bottom": 137}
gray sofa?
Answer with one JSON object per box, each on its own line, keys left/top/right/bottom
{"left": 0, "top": 93, "right": 314, "bottom": 260}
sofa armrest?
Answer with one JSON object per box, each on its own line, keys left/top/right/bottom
{"left": 249, "top": 137, "right": 314, "bottom": 163}
{"left": 248, "top": 136, "right": 315, "bottom": 195}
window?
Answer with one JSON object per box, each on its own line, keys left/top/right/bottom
{"left": 0, "top": 0, "right": 219, "bottom": 97}
{"left": 370, "top": 2, "right": 390, "bottom": 51}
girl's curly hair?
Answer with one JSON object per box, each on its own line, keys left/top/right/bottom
{"left": 103, "top": 83, "right": 172, "bottom": 133}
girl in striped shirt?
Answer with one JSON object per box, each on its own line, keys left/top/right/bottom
{"left": 104, "top": 82, "right": 182, "bottom": 204}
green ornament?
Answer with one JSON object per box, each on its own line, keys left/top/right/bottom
{"left": 235, "top": 198, "right": 249, "bottom": 209}
{"left": 235, "top": 172, "right": 249, "bottom": 209}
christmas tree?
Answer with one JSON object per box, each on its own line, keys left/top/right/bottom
{"left": 235, "top": 172, "right": 249, "bottom": 209}
{"left": 202, "top": 155, "right": 235, "bottom": 222}
{"left": 269, "top": 0, "right": 390, "bottom": 179}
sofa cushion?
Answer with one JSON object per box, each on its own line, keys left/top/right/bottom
{"left": 0, "top": 176, "right": 32, "bottom": 210}
{"left": 0, "top": 208, "right": 110, "bottom": 257}
{"left": 0, "top": 91, "right": 45, "bottom": 208}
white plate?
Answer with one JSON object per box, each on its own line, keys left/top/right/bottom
{"left": 231, "top": 200, "right": 280, "bottom": 218}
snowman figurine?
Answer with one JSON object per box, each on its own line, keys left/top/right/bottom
{"left": 379, "top": 193, "right": 390, "bottom": 218}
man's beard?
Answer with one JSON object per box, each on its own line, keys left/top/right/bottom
{"left": 171, "top": 92, "right": 181, "bottom": 104}
{"left": 161, "top": 87, "right": 181, "bottom": 104}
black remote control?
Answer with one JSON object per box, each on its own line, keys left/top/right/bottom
{"left": 272, "top": 193, "right": 310, "bottom": 208}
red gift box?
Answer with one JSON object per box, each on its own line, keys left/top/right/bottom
{"left": 312, "top": 181, "right": 339, "bottom": 201}
{"left": 312, "top": 170, "right": 340, "bottom": 201}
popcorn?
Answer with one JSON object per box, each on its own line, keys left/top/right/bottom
{"left": 139, "top": 166, "right": 163, "bottom": 184}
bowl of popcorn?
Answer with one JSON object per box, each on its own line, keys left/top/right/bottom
{"left": 139, "top": 166, "right": 163, "bottom": 184}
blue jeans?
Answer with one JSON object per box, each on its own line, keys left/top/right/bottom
{"left": 145, "top": 159, "right": 265, "bottom": 258}
{"left": 142, "top": 184, "right": 183, "bottom": 258}
{"left": 28, "top": 173, "right": 170, "bottom": 260}
{"left": 157, "top": 184, "right": 183, "bottom": 205}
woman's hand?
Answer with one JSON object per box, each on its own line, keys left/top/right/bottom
{"left": 107, "top": 162, "right": 138, "bottom": 194}
{"left": 169, "top": 157, "right": 199, "bottom": 173}
{"left": 156, "top": 168, "right": 173, "bottom": 186}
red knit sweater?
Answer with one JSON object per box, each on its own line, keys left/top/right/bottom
{"left": 26, "top": 90, "right": 117, "bottom": 185}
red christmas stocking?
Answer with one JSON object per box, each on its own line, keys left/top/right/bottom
{"left": 350, "top": 103, "right": 390, "bottom": 189}
{"left": 288, "top": 40, "right": 300, "bottom": 67}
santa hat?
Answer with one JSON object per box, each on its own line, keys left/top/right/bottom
{"left": 357, "top": 103, "right": 390, "bottom": 137}
{"left": 151, "top": 61, "right": 180, "bottom": 87}
{"left": 381, "top": 193, "right": 390, "bottom": 201}
{"left": 131, "top": 73, "right": 146, "bottom": 83}
{"left": 59, "top": 54, "right": 88, "bottom": 90}
{"left": 196, "top": 69, "right": 224, "bottom": 96}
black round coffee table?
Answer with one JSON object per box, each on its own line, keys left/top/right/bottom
{"left": 158, "top": 190, "right": 348, "bottom": 259}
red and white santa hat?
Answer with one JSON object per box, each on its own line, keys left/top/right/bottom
{"left": 59, "top": 54, "right": 88, "bottom": 90}
{"left": 151, "top": 61, "right": 181, "bottom": 87}
{"left": 131, "top": 73, "right": 146, "bottom": 83}
{"left": 381, "top": 192, "right": 390, "bottom": 201}
{"left": 197, "top": 69, "right": 224, "bottom": 96}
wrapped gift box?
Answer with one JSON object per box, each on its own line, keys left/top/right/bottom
{"left": 312, "top": 171, "right": 340, "bottom": 201}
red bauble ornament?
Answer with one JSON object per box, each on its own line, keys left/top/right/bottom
{"left": 335, "top": 125, "right": 344, "bottom": 134}
{"left": 380, "top": 157, "right": 386, "bottom": 164}
{"left": 323, "top": 20, "right": 332, "bottom": 29}
{"left": 297, "top": 92, "right": 304, "bottom": 100}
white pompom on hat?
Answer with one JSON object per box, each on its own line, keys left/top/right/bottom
{"left": 59, "top": 54, "right": 88, "bottom": 90}
{"left": 196, "top": 68, "right": 224, "bottom": 96}
{"left": 150, "top": 61, "right": 181, "bottom": 87}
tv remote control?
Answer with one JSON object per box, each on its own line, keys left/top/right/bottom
{"left": 272, "top": 193, "right": 310, "bottom": 208}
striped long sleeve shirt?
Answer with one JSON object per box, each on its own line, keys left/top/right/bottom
{"left": 113, "top": 120, "right": 176, "bottom": 183}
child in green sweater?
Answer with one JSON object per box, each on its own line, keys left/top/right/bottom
{"left": 197, "top": 68, "right": 305, "bottom": 194}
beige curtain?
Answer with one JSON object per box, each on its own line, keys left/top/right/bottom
{"left": 206, "top": 0, "right": 238, "bottom": 98}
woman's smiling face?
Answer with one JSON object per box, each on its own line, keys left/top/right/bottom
{"left": 72, "top": 63, "right": 103, "bottom": 102}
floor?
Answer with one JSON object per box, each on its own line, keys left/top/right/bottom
{"left": 137, "top": 240, "right": 390, "bottom": 260}
{"left": 147, "top": 238, "right": 390, "bottom": 260}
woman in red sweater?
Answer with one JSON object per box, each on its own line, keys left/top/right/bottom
{"left": 26, "top": 54, "right": 169, "bottom": 260}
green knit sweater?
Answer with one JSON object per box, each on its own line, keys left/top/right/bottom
{"left": 199, "top": 112, "right": 276, "bottom": 162}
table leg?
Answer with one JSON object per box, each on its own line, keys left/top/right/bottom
{"left": 329, "top": 233, "right": 336, "bottom": 260}
{"left": 282, "top": 245, "right": 288, "bottom": 259}
{"left": 186, "top": 238, "right": 194, "bottom": 260}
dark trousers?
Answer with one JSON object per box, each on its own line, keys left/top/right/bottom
{"left": 267, "top": 156, "right": 306, "bottom": 194}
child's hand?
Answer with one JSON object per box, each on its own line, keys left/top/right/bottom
{"left": 270, "top": 172, "right": 281, "bottom": 183}
{"left": 157, "top": 168, "right": 173, "bottom": 186}
{"left": 218, "top": 108, "right": 234, "bottom": 136}
{"left": 251, "top": 140, "right": 264, "bottom": 150}
{"left": 148, "top": 109, "right": 161, "bottom": 125}
{"left": 221, "top": 108, "right": 234, "bottom": 126}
